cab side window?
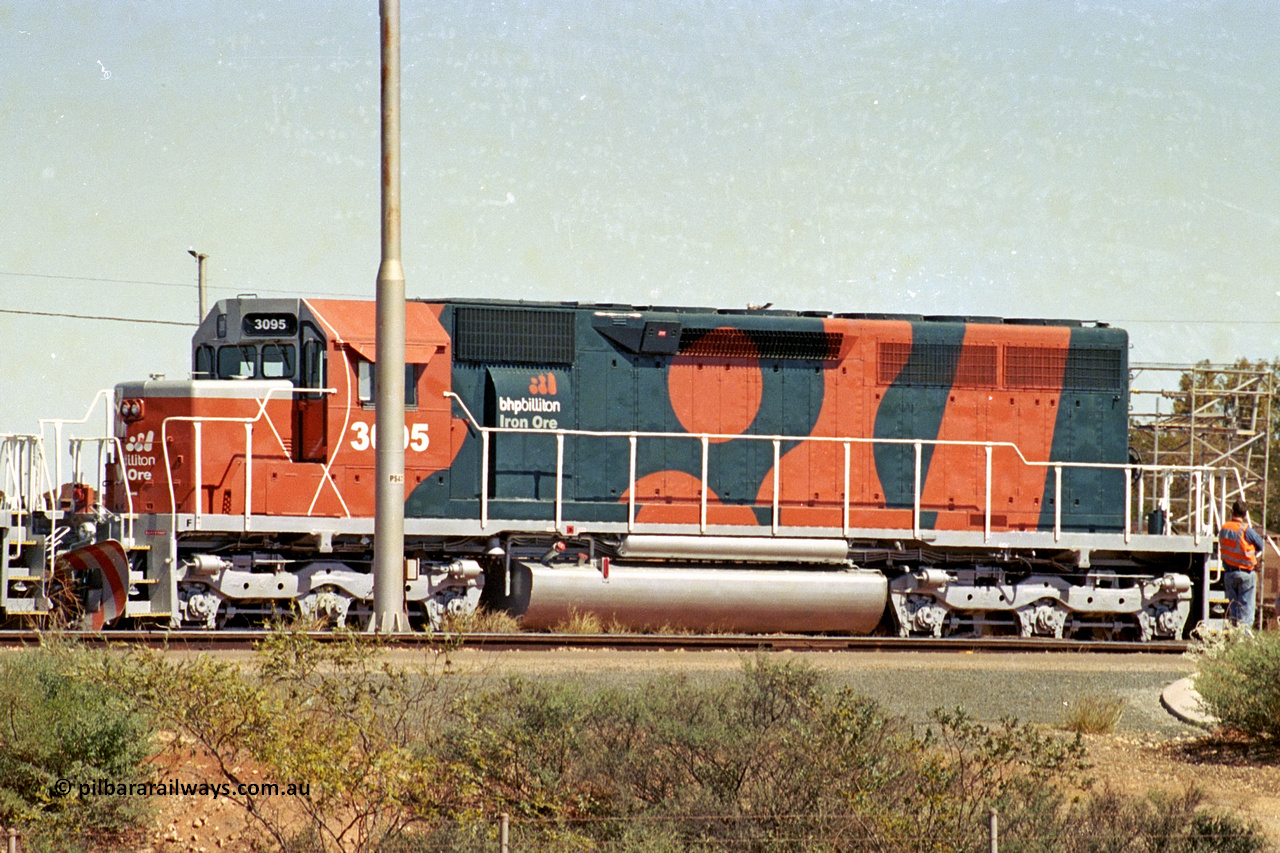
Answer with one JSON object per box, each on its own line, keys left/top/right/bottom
{"left": 300, "top": 323, "right": 327, "bottom": 397}
{"left": 358, "top": 361, "right": 420, "bottom": 409}
{"left": 193, "top": 345, "right": 214, "bottom": 379}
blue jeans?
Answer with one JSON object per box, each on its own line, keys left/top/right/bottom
{"left": 1224, "top": 569, "right": 1257, "bottom": 628}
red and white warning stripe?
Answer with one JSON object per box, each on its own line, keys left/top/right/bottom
{"left": 59, "top": 541, "right": 130, "bottom": 629}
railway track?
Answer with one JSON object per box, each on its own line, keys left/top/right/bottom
{"left": 0, "top": 629, "right": 1189, "bottom": 654}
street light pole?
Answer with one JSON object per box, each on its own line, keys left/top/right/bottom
{"left": 371, "top": 0, "right": 409, "bottom": 633}
{"left": 187, "top": 249, "right": 208, "bottom": 322}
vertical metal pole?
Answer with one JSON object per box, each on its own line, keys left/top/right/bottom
{"left": 989, "top": 808, "right": 998, "bottom": 853}
{"left": 188, "top": 250, "right": 208, "bottom": 324}
{"left": 1261, "top": 371, "right": 1272, "bottom": 629}
{"left": 500, "top": 813, "right": 510, "bottom": 853}
{"left": 372, "top": 0, "right": 409, "bottom": 632}
{"left": 7, "top": 825, "right": 17, "bottom": 853}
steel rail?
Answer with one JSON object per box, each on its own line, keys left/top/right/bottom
{"left": 0, "top": 629, "right": 1188, "bottom": 654}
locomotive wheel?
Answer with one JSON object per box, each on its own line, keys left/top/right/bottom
{"left": 296, "top": 586, "right": 355, "bottom": 629}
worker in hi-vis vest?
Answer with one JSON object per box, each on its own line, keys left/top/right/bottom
{"left": 1218, "top": 499, "right": 1264, "bottom": 629}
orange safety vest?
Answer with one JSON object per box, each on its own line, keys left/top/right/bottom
{"left": 1219, "top": 518, "right": 1258, "bottom": 571}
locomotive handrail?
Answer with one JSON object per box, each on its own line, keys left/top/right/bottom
{"left": 39, "top": 388, "right": 115, "bottom": 489}
{"left": 66, "top": 436, "right": 135, "bottom": 544}
{"left": 457, "top": 413, "right": 1228, "bottom": 543}
{"left": 0, "top": 433, "right": 59, "bottom": 590}
{"left": 159, "top": 385, "right": 331, "bottom": 533}
{"left": 443, "top": 391, "right": 482, "bottom": 435}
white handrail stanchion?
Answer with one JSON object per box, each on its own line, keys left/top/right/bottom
{"left": 842, "top": 442, "right": 851, "bottom": 538}
{"left": 480, "top": 430, "right": 489, "bottom": 530}
{"left": 984, "top": 445, "right": 992, "bottom": 543}
{"left": 1187, "top": 466, "right": 1198, "bottom": 545}
{"left": 700, "top": 435, "right": 709, "bottom": 533}
{"left": 1054, "top": 465, "right": 1062, "bottom": 543}
{"left": 628, "top": 434, "right": 637, "bottom": 532}
{"left": 913, "top": 441, "right": 922, "bottom": 539}
{"left": 772, "top": 439, "right": 781, "bottom": 535}
{"left": 194, "top": 423, "right": 203, "bottom": 531}
{"left": 1124, "top": 466, "right": 1131, "bottom": 544}
{"left": 244, "top": 423, "right": 253, "bottom": 530}
{"left": 555, "top": 432, "right": 564, "bottom": 533}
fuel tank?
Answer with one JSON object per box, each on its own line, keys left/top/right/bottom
{"left": 486, "top": 561, "right": 888, "bottom": 634}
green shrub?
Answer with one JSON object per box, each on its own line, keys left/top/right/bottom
{"left": 0, "top": 647, "right": 153, "bottom": 848}
{"left": 69, "top": 633, "right": 1272, "bottom": 853}
{"left": 1192, "top": 629, "right": 1280, "bottom": 741}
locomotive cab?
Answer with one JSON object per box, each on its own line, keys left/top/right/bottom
{"left": 110, "top": 297, "right": 462, "bottom": 520}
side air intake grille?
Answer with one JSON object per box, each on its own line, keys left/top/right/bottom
{"left": 1006, "top": 346, "right": 1125, "bottom": 391}
{"left": 1064, "top": 348, "right": 1125, "bottom": 391}
{"left": 679, "top": 328, "right": 842, "bottom": 360}
{"left": 877, "top": 342, "right": 963, "bottom": 386}
{"left": 454, "top": 306, "right": 575, "bottom": 364}
{"left": 1005, "top": 347, "right": 1066, "bottom": 389}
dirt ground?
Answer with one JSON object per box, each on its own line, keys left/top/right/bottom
{"left": 133, "top": 648, "right": 1280, "bottom": 852}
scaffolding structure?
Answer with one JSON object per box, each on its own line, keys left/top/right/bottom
{"left": 1130, "top": 362, "right": 1275, "bottom": 625}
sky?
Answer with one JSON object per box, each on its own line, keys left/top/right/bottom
{"left": 3, "top": 0, "right": 1280, "bottom": 445}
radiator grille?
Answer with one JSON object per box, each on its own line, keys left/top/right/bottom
{"left": 454, "top": 306, "right": 575, "bottom": 364}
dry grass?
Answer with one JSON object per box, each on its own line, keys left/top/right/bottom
{"left": 440, "top": 607, "right": 523, "bottom": 634}
{"left": 551, "top": 608, "right": 615, "bottom": 634}
{"left": 1059, "top": 693, "right": 1126, "bottom": 734}
{"left": 548, "top": 609, "right": 742, "bottom": 635}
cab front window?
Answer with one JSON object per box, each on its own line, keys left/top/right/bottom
{"left": 217, "top": 345, "right": 257, "bottom": 379}
{"left": 261, "top": 344, "right": 296, "bottom": 379}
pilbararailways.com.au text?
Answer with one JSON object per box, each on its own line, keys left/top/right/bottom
{"left": 54, "top": 778, "right": 310, "bottom": 799}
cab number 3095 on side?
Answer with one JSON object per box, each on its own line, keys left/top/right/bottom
{"left": 349, "top": 423, "right": 429, "bottom": 452}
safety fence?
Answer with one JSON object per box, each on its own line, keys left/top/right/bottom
{"left": 476, "top": 810, "right": 1252, "bottom": 852}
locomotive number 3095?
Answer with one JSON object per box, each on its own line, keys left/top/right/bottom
{"left": 349, "top": 422, "right": 430, "bottom": 452}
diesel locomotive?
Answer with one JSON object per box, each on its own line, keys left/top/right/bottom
{"left": 2, "top": 296, "right": 1227, "bottom": 639}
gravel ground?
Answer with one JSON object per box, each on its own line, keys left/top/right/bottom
{"left": 436, "top": 647, "right": 1203, "bottom": 736}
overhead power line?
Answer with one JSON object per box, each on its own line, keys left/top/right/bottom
{"left": 0, "top": 270, "right": 367, "bottom": 300}
{"left": 0, "top": 271, "right": 194, "bottom": 289}
{"left": 4, "top": 269, "right": 1280, "bottom": 325}
{"left": 0, "top": 308, "right": 196, "bottom": 327}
